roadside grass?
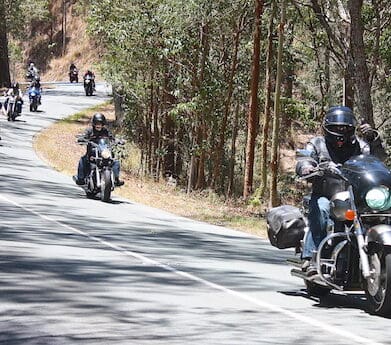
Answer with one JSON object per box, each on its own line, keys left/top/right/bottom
{"left": 33, "top": 102, "right": 267, "bottom": 238}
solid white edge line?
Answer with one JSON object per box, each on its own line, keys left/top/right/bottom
{"left": 0, "top": 193, "right": 384, "bottom": 345}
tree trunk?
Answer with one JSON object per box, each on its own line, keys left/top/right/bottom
{"left": 211, "top": 14, "right": 243, "bottom": 191}
{"left": 259, "top": 0, "right": 276, "bottom": 197}
{"left": 195, "top": 22, "right": 209, "bottom": 190}
{"left": 348, "top": 0, "right": 374, "bottom": 125}
{"left": 227, "top": 102, "right": 240, "bottom": 197}
{"left": 243, "top": 0, "right": 265, "bottom": 199}
{"left": 343, "top": 57, "right": 355, "bottom": 110}
{"left": 269, "top": 0, "right": 287, "bottom": 207}
{"left": 113, "top": 85, "right": 125, "bottom": 127}
{"left": 0, "top": 0, "right": 10, "bottom": 87}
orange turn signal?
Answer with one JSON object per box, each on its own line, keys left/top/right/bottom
{"left": 345, "top": 209, "right": 356, "bottom": 221}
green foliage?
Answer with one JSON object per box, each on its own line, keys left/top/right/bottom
{"left": 282, "top": 97, "right": 316, "bottom": 129}
{"left": 5, "top": 0, "right": 50, "bottom": 38}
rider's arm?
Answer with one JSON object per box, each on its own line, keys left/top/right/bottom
{"left": 295, "top": 141, "right": 318, "bottom": 177}
{"left": 77, "top": 128, "right": 92, "bottom": 142}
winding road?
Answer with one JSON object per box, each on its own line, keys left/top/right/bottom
{"left": 0, "top": 83, "right": 389, "bottom": 345}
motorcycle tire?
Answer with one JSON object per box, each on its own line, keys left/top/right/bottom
{"left": 365, "top": 252, "right": 391, "bottom": 316}
{"left": 305, "top": 281, "right": 330, "bottom": 298}
{"left": 100, "top": 170, "right": 112, "bottom": 202}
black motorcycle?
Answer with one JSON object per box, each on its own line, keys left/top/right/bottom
{"left": 83, "top": 75, "right": 94, "bottom": 96}
{"left": 76, "top": 137, "right": 123, "bottom": 202}
{"left": 267, "top": 150, "right": 391, "bottom": 315}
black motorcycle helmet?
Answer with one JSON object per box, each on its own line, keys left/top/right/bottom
{"left": 92, "top": 112, "right": 106, "bottom": 128}
{"left": 323, "top": 106, "right": 357, "bottom": 148}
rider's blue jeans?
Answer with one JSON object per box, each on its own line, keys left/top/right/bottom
{"left": 302, "top": 194, "right": 333, "bottom": 259}
{"left": 77, "top": 155, "right": 120, "bottom": 181}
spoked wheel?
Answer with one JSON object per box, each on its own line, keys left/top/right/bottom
{"left": 305, "top": 281, "right": 331, "bottom": 298}
{"left": 100, "top": 170, "right": 112, "bottom": 202}
{"left": 365, "top": 253, "right": 391, "bottom": 315}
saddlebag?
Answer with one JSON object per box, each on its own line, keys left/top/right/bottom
{"left": 266, "top": 205, "right": 306, "bottom": 249}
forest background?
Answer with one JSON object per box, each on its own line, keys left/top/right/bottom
{"left": 0, "top": 0, "right": 390, "bottom": 216}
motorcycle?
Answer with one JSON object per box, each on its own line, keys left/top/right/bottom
{"left": 75, "top": 137, "right": 124, "bottom": 202}
{"left": 28, "top": 86, "right": 40, "bottom": 112}
{"left": 267, "top": 149, "right": 391, "bottom": 315}
{"left": 69, "top": 68, "right": 79, "bottom": 83}
{"left": 4, "top": 94, "right": 23, "bottom": 121}
{"left": 83, "top": 75, "right": 94, "bottom": 96}
{"left": 26, "top": 68, "right": 39, "bottom": 82}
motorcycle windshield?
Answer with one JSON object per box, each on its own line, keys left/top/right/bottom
{"left": 342, "top": 155, "right": 391, "bottom": 201}
{"left": 97, "top": 138, "right": 111, "bottom": 150}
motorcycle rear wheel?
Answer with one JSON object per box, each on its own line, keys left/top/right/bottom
{"left": 100, "top": 170, "right": 112, "bottom": 202}
{"left": 365, "top": 253, "right": 391, "bottom": 315}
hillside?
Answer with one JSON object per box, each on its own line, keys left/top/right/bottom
{"left": 15, "top": 0, "right": 100, "bottom": 82}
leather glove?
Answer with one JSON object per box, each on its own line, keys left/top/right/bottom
{"left": 360, "top": 123, "right": 376, "bottom": 142}
{"left": 300, "top": 165, "right": 315, "bottom": 176}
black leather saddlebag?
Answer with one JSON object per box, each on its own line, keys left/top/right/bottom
{"left": 266, "top": 205, "right": 306, "bottom": 249}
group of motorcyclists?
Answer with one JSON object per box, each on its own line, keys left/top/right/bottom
{"left": 1, "top": 61, "right": 124, "bottom": 190}
{"left": 1, "top": 62, "right": 97, "bottom": 119}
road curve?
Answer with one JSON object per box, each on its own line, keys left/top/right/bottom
{"left": 0, "top": 83, "right": 389, "bottom": 345}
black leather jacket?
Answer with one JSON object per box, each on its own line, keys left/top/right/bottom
{"left": 78, "top": 127, "right": 115, "bottom": 156}
{"left": 296, "top": 135, "right": 386, "bottom": 198}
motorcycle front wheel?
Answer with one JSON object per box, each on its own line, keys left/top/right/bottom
{"left": 365, "top": 252, "right": 391, "bottom": 315}
{"left": 100, "top": 170, "right": 112, "bottom": 202}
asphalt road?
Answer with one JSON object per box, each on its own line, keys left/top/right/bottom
{"left": 0, "top": 83, "right": 389, "bottom": 345}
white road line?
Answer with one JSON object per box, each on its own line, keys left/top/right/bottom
{"left": 0, "top": 193, "right": 384, "bottom": 345}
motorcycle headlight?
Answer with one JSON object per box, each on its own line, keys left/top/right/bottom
{"left": 101, "top": 148, "right": 111, "bottom": 159}
{"left": 365, "top": 186, "right": 391, "bottom": 211}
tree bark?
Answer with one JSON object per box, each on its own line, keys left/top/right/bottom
{"left": 243, "top": 0, "right": 264, "bottom": 199}
{"left": 259, "top": 0, "right": 276, "bottom": 197}
{"left": 227, "top": 102, "right": 240, "bottom": 197}
{"left": 269, "top": 0, "right": 287, "bottom": 207}
{"left": 348, "top": 0, "right": 374, "bottom": 125}
{"left": 344, "top": 57, "right": 355, "bottom": 110}
{"left": 0, "top": 0, "right": 10, "bottom": 87}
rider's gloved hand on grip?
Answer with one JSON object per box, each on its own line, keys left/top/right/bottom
{"left": 360, "top": 123, "right": 376, "bottom": 142}
{"left": 300, "top": 165, "right": 315, "bottom": 176}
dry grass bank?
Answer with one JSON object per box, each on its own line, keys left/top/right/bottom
{"left": 34, "top": 102, "right": 268, "bottom": 238}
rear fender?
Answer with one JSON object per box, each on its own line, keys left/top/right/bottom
{"left": 366, "top": 225, "right": 391, "bottom": 255}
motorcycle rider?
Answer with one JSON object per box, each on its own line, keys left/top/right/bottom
{"left": 69, "top": 63, "right": 78, "bottom": 82}
{"left": 27, "top": 62, "right": 39, "bottom": 80}
{"left": 69, "top": 63, "right": 77, "bottom": 72}
{"left": 73, "top": 112, "right": 124, "bottom": 187}
{"left": 4, "top": 82, "right": 23, "bottom": 114}
{"left": 29, "top": 76, "right": 42, "bottom": 104}
{"left": 83, "top": 69, "right": 95, "bottom": 90}
{"left": 296, "top": 106, "right": 386, "bottom": 274}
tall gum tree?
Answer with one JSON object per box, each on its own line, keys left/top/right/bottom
{"left": 243, "top": 0, "right": 265, "bottom": 199}
{"left": 0, "top": 0, "right": 10, "bottom": 86}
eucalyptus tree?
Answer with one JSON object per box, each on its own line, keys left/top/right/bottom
{"left": 243, "top": 0, "right": 265, "bottom": 199}
{"left": 0, "top": 0, "right": 49, "bottom": 86}
{"left": 88, "top": 0, "right": 255, "bottom": 193}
